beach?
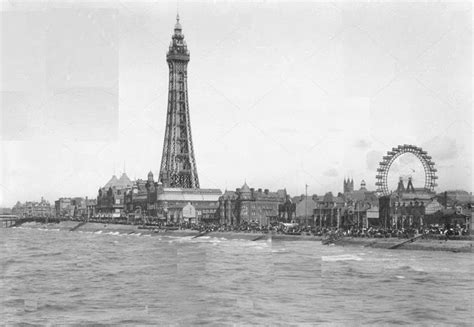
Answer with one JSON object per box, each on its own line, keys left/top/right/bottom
{"left": 16, "top": 221, "right": 473, "bottom": 253}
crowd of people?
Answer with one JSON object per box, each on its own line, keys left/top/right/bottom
{"left": 140, "top": 220, "right": 470, "bottom": 239}
{"left": 77, "top": 215, "right": 470, "bottom": 239}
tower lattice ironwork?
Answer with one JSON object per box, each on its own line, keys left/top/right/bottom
{"left": 159, "top": 15, "right": 200, "bottom": 188}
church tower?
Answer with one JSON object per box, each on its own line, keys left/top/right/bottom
{"left": 343, "top": 178, "right": 354, "bottom": 193}
{"left": 159, "top": 15, "right": 200, "bottom": 188}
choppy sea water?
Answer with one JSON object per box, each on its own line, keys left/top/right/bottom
{"left": 1, "top": 227, "right": 473, "bottom": 325}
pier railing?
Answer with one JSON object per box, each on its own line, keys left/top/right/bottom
{"left": 1, "top": 216, "right": 60, "bottom": 228}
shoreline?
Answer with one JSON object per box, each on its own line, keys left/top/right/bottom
{"left": 12, "top": 221, "right": 473, "bottom": 253}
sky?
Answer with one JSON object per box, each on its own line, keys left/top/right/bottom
{"left": 1, "top": 0, "right": 472, "bottom": 207}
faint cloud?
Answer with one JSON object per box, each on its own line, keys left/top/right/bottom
{"left": 437, "top": 164, "right": 455, "bottom": 169}
{"left": 328, "top": 127, "right": 343, "bottom": 133}
{"left": 366, "top": 150, "right": 382, "bottom": 170}
{"left": 323, "top": 168, "right": 338, "bottom": 177}
{"left": 422, "top": 136, "right": 458, "bottom": 161}
{"left": 272, "top": 126, "right": 298, "bottom": 134}
{"left": 390, "top": 161, "right": 401, "bottom": 173}
{"left": 354, "top": 139, "right": 371, "bottom": 149}
{"left": 399, "top": 153, "right": 417, "bottom": 165}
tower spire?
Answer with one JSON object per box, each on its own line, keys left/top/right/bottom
{"left": 174, "top": 11, "right": 182, "bottom": 34}
{"left": 176, "top": 0, "right": 179, "bottom": 20}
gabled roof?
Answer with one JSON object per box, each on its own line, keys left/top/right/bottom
{"left": 240, "top": 182, "right": 251, "bottom": 193}
{"left": 103, "top": 173, "right": 133, "bottom": 189}
{"left": 117, "top": 173, "right": 133, "bottom": 188}
{"left": 104, "top": 175, "right": 119, "bottom": 188}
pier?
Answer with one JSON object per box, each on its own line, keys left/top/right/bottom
{"left": 0, "top": 215, "right": 59, "bottom": 228}
{"left": 0, "top": 215, "right": 20, "bottom": 228}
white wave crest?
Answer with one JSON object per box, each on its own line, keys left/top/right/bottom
{"left": 322, "top": 254, "right": 362, "bottom": 262}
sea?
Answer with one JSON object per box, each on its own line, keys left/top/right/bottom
{"left": 1, "top": 226, "right": 473, "bottom": 326}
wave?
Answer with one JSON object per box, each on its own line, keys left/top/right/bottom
{"left": 322, "top": 254, "right": 362, "bottom": 262}
{"left": 29, "top": 252, "right": 63, "bottom": 258}
{"left": 396, "top": 265, "right": 426, "bottom": 273}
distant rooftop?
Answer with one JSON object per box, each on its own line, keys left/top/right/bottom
{"left": 103, "top": 173, "right": 133, "bottom": 189}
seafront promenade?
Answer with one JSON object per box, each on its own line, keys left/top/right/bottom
{"left": 14, "top": 220, "right": 474, "bottom": 253}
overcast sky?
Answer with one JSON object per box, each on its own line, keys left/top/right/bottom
{"left": 1, "top": 1, "right": 472, "bottom": 206}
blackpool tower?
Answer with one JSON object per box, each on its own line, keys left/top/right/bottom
{"left": 159, "top": 15, "right": 200, "bottom": 189}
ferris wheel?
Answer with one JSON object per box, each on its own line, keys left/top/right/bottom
{"left": 375, "top": 144, "right": 438, "bottom": 196}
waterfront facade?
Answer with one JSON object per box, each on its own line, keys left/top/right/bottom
{"left": 124, "top": 171, "right": 221, "bottom": 223}
{"left": 55, "top": 198, "right": 73, "bottom": 218}
{"left": 154, "top": 187, "right": 221, "bottom": 223}
{"left": 376, "top": 178, "right": 436, "bottom": 228}
{"left": 313, "top": 192, "right": 346, "bottom": 228}
{"left": 96, "top": 173, "right": 133, "bottom": 217}
{"left": 12, "top": 197, "right": 53, "bottom": 218}
{"left": 293, "top": 195, "right": 318, "bottom": 225}
{"left": 310, "top": 180, "right": 379, "bottom": 228}
{"left": 55, "top": 197, "right": 96, "bottom": 219}
{"left": 218, "top": 183, "right": 288, "bottom": 226}
{"left": 342, "top": 180, "right": 378, "bottom": 227}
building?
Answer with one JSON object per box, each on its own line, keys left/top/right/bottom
{"left": 159, "top": 14, "right": 199, "bottom": 189}
{"left": 71, "top": 197, "right": 96, "bottom": 219}
{"left": 376, "top": 176, "right": 437, "bottom": 228}
{"left": 55, "top": 197, "right": 97, "bottom": 219}
{"left": 12, "top": 197, "right": 53, "bottom": 218}
{"left": 0, "top": 207, "right": 12, "bottom": 215}
{"left": 389, "top": 177, "right": 435, "bottom": 228}
{"left": 154, "top": 186, "right": 221, "bottom": 223}
{"left": 342, "top": 180, "right": 379, "bottom": 228}
{"left": 86, "top": 199, "right": 97, "bottom": 218}
{"left": 96, "top": 173, "right": 133, "bottom": 217}
{"left": 313, "top": 192, "right": 346, "bottom": 228}
{"left": 124, "top": 171, "right": 221, "bottom": 223}
{"left": 182, "top": 202, "right": 197, "bottom": 223}
{"left": 218, "top": 183, "right": 288, "bottom": 226}
{"left": 124, "top": 174, "right": 150, "bottom": 216}
{"left": 437, "top": 190, "right": 473, "bottom": 208}
{"left": 293, "top": 195, "right": 318, "bottom": 225}
{"left": 55, "top": 198, "right": 73, "bottom": 218}
{"left": 343, "top": 178, "right": 354, "bottom": 194}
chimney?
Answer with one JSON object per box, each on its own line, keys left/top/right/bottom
{"left": 264, "top": 189, "right": 269, "bottom": 194}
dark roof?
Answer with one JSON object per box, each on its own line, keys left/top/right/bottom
{"left": 103, "top": 173, "right": 133, "bottom": 189}
{"left": 240, "top": 182, "right": 251, "bottom": 193}
{"left": 104, "top": 175, "right": 119, "bottom": 188}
